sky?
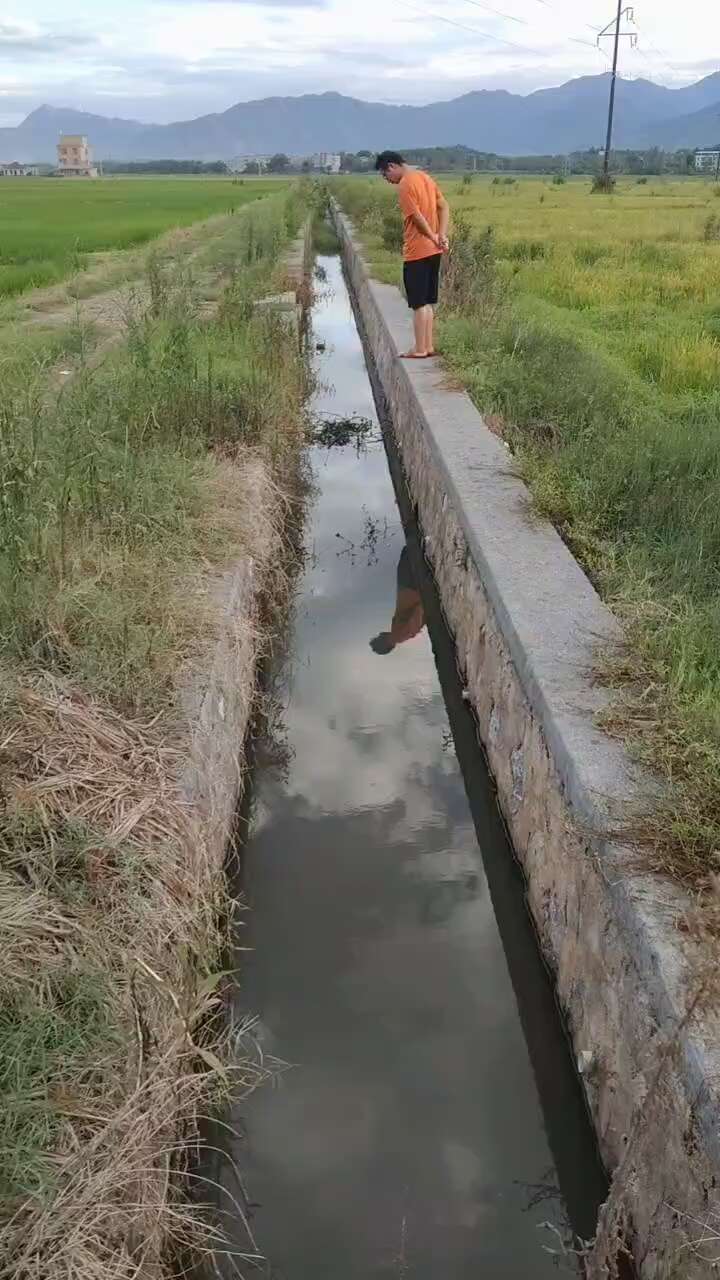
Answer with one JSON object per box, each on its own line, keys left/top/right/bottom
{"left": 0, "top": 0, "right": 718, "bottom": 127}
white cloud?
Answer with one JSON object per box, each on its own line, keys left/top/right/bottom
{"left": 0, "top": 0, "right": 717, "bottom": 122}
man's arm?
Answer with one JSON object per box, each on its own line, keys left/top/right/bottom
{"left": 436, "top": 191, "right": 450, "bottom": 250}
{"left": 408, "top": 208, "right": 441, "bottom": 245}
{"left": 405, "top": 189, "right": 450, "bottom": 251}
{"left": 399, "top": 181, "right": 444, "bottom": 250}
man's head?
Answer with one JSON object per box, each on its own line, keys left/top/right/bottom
{"left": 374, "top": 151, "right": 405, "bottom": 184}
{"left": 370, "top": 632, "right": 396, "bottom": 655}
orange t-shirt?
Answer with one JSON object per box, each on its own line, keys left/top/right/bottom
{"left": 390, "top": 588, "right": 425, "bottom": 645}
{"left": 397, "top": 170, "right": 442, "bottom": 262}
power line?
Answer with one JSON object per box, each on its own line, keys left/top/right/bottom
{"left": 456, "top": 0, "right": 530, "bottom": 26}
{"left": 392, "top": 0, "right": 539, "bottom": 52}
{"left": 456, "top": 0, "right": 611, "bottom": 60}
{"left": 392, "top": 0, "right": 625, "bottom": 79}
{"left": 630, "top": 16, "right": 680, "bottom": 83}
{"left": 395, "top": 0, "right": 607, "bottom": 59}
{"left": 521, "top": 0, "right": 601, "bottom": 35}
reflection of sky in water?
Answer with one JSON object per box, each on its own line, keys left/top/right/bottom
{"left": 231, "top": 256, "right": 571, "bottom": 1279}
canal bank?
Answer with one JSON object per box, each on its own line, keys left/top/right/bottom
{"left": 330, "top": 201, "right": 720, "bottom": 1278}
{"left": 211, "top": 247, "right": 608, "bottom": 1277}
{"left": 0, "top": 203, "right": 313, "bottom": 1280}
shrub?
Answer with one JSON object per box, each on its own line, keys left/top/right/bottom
{"left": 503, "top": 238, "right": 546, "bottom": 261}
{"left": 381, "top": 204, "right": 403, "bottom": 252}
{"left": 636, "top": 176, "right": 649, "bottom": 184}
{"left": 574, "top": 243, "right": 605, "bottom": 266}
{"left": 552, "top": 174, "right": 566, "bottom": 186}
{"left": 703, "top": 213, "right": 720, "bottom": 242}
{"left": 461, "top": 172, "right": 474, "bottom": 190}
{"left": 443, "top": 215, "right": 503, "bottom": 318}
{"left": 591, "top": 172, "right": 616, "bottom": 194}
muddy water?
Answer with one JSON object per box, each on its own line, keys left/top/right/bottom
{"left": 221, "top": 253, "right": 607, "bottom": 1278}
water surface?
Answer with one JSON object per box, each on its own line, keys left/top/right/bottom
{"left": 222, "top": 253, "right": 606, "bottom": 1278}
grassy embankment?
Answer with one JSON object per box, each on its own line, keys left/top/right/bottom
{"left": 0, "top": 182, "right": 310, "bottom": 1278}
{"left": 0, "top": 176, "right": 285, "bottom": 298}
{"left": 335, "top": 174, "right": 720, "bottom": 883}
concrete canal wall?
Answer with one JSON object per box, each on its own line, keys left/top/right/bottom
{"left": 332, "top": 201, "right": 720, "bottom": 1278}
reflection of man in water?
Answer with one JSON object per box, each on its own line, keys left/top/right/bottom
{"left": 370, "top": 546, "right": 425, "bottom": 655}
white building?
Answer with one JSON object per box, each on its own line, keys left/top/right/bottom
{"left": 229, "top": 154, "right": 271, "bottom": 173}
{"left": 312, "top": 152, "right": 342, "bottom": 173}
{"left": 0, "top": 161, "right": 39, "bottom": 177}
{"left": 695, "top": 150, "right": 720, "bottom": 172}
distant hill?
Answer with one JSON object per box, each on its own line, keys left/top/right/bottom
{"left": 2, "top": 72, "right": 720, "bottom": 163}
{"left": 637, "top": 99, "right": 720, "bottom": 150}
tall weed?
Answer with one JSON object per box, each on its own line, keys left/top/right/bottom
{"left": 0, "top": 188, "right": 308, "bottom": 708}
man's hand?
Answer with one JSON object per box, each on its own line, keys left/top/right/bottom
{"left": 432, "top": 232, "right": 449, "bottom": 253}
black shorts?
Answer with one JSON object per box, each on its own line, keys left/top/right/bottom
{"left": 403, "top": 253, "right": 442, "bottom": 310}
{"left": 396, "top": 545, "right": 415, "bottom": 591}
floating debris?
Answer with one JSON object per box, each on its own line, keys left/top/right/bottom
{"left": 307, "top": 413, "right": 377, "bottom": 452}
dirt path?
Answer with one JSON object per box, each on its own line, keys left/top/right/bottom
{"left": 6, "top": 216, "right": 241, "bottom": 393}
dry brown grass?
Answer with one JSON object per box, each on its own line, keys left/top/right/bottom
{"left": 0, "top": 443, "right": 301, "bottom": 1280}
{"left": 0, "top": 597, "right": 262, "bottom": 1276}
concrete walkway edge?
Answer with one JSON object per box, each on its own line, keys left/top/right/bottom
{"left": 332, "top": 200, "right": 720, "bottom": 1278}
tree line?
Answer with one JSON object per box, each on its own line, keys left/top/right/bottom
{"left": 340, "top": 145, "right": 719, "bottom": 176}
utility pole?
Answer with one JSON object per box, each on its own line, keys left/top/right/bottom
{"left": 597, "top": 4, "right": 638, "bottom": 178}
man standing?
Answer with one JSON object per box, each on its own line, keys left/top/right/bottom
{"left": 374, "top": 150, "right": 449, "bottom": 359}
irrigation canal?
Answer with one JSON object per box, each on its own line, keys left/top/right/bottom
{"left": 212, "top": 245, "right": 608, "bottom": 1278}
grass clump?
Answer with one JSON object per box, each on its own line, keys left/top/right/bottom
{"left": 591, "top": 171, "right": 617, "bottom": 193}
{"left": 334, "top": 173, "right": 720, "bottom": 884}
{"left": 0, "top": 184, "right": 308, "bottom": 1276}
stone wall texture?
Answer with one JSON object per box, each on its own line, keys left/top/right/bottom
{"left": 332, "top": 202, "right": 720, "bottom": 1278}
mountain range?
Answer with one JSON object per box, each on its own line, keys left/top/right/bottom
{"left": 2, "top": 72, "right": 720, "bottom": 163}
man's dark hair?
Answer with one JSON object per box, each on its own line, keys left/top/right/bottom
{"left": 374, "top": 151, "right": 404, "bottom": 173}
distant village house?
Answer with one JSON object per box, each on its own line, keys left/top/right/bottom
{"left": 0, "top": 161, "right": 39, "bottom": 177}
{"left": 230, "top": 151, "right": 342, "bottom": 174}
{"left": 312, "top": 152, "right": 341, "bottom": 173}
{"left": 694, "top": 150, "right": 720, "bottom": 172}
{"left": 57, "top": 135, "right": 98, "bottom": 177}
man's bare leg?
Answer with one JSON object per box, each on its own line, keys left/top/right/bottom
{"left": 402, "top": 307, "right": 429, "bottom": 358}
{"left": 425, "top": 306, "right": 435, "bottom": 356}
{"left": 413, "top": 307, "right": 428, "bottom": 356}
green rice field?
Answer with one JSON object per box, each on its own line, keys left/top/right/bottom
{"left": 0, "top": 176, "right": 286, "bottom": 297}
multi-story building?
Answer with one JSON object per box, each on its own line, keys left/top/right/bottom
{"left": 311, "top": 152, "right": 342, "bottom": 174}
{"left": 57, "top": 136, "right": 98, "bottom": 177}
{"left": 695, "top": 150, "right": 720, "bottom": 172}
